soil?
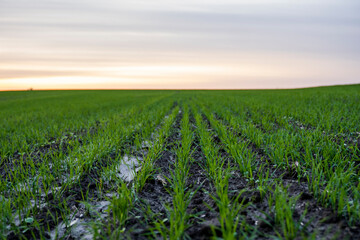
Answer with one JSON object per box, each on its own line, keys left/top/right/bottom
{"left": 120, "top": 111, "right": 360, "bottom": 239}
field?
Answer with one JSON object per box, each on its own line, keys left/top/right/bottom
{"left": 1, "top": 86, "right": 360, "bottom": 240}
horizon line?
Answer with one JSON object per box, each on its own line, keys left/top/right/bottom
{"left": 0, "top": 83, "right": 359, "bottom": 92}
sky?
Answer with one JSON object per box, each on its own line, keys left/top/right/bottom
{"left": 1, "top": 0, "right": 360, "bottom": 90}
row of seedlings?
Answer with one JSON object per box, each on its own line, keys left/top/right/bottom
{"left": 191, "top": 103, "right": 250, "bottom": 240}
{"left": 202, "top": 97, "right": 360, "bottom": 233}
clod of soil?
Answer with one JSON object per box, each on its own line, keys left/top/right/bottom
{"left": 116, "top": 155, "right": 142, "bottom": 182}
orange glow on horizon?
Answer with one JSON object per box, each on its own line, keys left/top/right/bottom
{"left": 1, "top": 54, "right": 360, "bottom": 91}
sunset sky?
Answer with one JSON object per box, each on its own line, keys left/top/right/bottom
{"left": 1, "top": 0, "right": 360, "bottom": 90}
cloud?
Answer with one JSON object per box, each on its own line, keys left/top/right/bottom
{"left": 0, "top": 0, "right": 360, "bottom": 89}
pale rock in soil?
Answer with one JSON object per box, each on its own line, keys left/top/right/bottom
{"left": 116, "top": 155, "right": 142, "bottom": 182}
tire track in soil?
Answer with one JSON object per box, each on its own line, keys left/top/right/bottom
{"left": 209, "top": 112, "right": 360, "bottom": 239}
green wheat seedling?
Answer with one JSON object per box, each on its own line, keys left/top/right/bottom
{"left": 135, "top": 106, "right": 179, "bottom": 192}
{"left": 211, "top": 174, "right": 249, "bottom": 240}
{"left": 192, "top": 104, "right": 252, "bottom": 239}
{"left": 200, "top": 105, "right": 255, "bottom": 180}
{"left": 107, "top": 182, "right": 134, "bottom": 238}
{"left": 268, "top": 186, "right": 301, "bottom": 240}
{"left": 154, "top": 105, "right": 196, "bottom": 239}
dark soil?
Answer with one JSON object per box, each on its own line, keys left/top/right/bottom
{"left": 121, "top": 110, "right": 360, "bottom": 239}
{"left": 5, "top": 117, "right": 151, "bottom": 239}
{"left": 210, "top": 111, "right": 360, "bottom": 239}
{"left": 5, "top": 105, "right": 360, "bottom": 239}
